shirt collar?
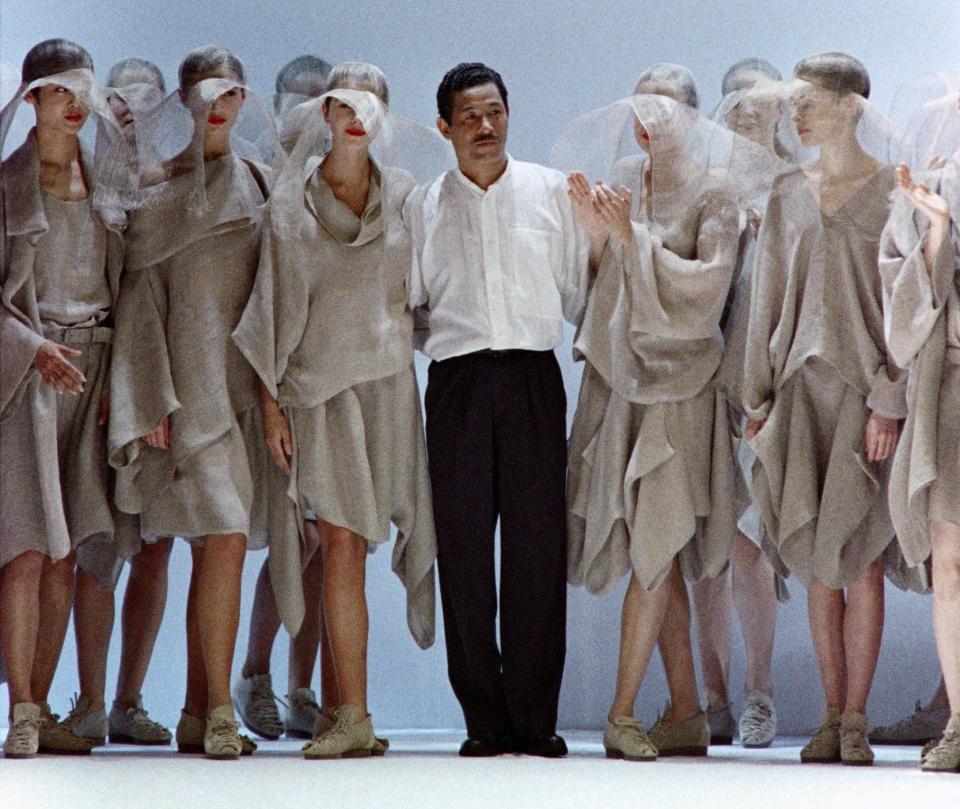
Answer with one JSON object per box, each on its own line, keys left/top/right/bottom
{"left": 453, "top": 154, "right": 513, "bottom": 196}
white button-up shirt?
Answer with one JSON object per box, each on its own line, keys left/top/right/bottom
{"left": 404, "top": 156, "right": 589, "bottom": 362}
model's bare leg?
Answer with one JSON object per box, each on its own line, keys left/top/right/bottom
{"left": 195, "top": 534, "right": 246, "bottom": 712}
{"left": 691, "top": 567, "right": 731, "bottom": 713}
{"left": 115, "top": 538, "right": 173, "bottom": 705}
{"left": 731, "top": 533, "right": 776, "bottom": 696}
{"left": 0, "top": 551, "right": 45, "bottom": 707}
{"left": 31, "top": 552, "right": 77, "bottom": 703}
{"left": 73, "top": 569, "right": 114, "bottom": 710}
{"left": 319, "top": 520, "right": 368, "bottom": 714}
{"left": 240, "top": 559, "right": 279, "bottom": 679}
{"left": 609, "top": 563, "right": 676, "bottom": 720}
{"left": 841, "top": 558, "right": 884, "bottom": 716}
{"left": 807, "top": 580, "right": 847, "bottom": 712}
{"left": 184, "top": 546, "right": 207, "bottom": 718}
{"left": 288, "top": 533, "right": 324, "bottom": 697}
{"left": 931, "top": 522, "right": 960, "bottom": 712}
{"left": 657, "top": 564, "right": 703, "bottom": 722}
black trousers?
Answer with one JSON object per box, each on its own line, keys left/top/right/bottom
{"left": 425, "top": 349, "right": 568, "bottom": 741}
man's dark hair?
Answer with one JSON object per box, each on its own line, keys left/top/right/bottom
{"left": 794, "top": 52, "right": 870, "bottom": 99}
{"left": 436, "top": 62, "right": 508, "bottom": 124}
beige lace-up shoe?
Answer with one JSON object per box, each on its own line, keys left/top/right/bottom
{"left": 38, "top": 702, "right": 94, "bottom": 755}
{"left": 800, "top": 707, "right": 841, "bottom": 763}
{"left": 603, "top": 716, "right": 658, "bottom": 761}
{"left": 840, "top": 712, "right": 874, "bottom": 766}
{"left": 870, "top": 700, "right": 950, "bottom": 745}
{"left": 3, "top": 703, "right": 42, "bottom": 758}
{"left": 920, "top": 713, "right": 960, "bottom": 773}
{"left": 647, "top": 703, "right": 709, "bottom": 757}
{"left": 109, "top": 694, "right": 172, "bottom": 745}
{"left": 204, "top": 704, "right": 242, "bottom": 760}
{"left": 62, "top": 694, "right": 108, "bottom": 746}
{"left": 311, "top": 705, "right": 389, "bottom": 755}
{"left": 302, "top": 704, "right": 375, "bottom": 759}
{"left": 739, "top": 691, "right": 777, "bottom": 748}
{"left": 176, "top": 709, "right": 256, "bottom": 755}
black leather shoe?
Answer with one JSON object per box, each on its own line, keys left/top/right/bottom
{"left": 459, "top": 734, "right": 503, "bottom": 757}
{"left": 523, "top": 733, "right": 568, "bottom": 758}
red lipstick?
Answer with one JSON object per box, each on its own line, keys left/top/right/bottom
{"left": 345, "top": 127, "right": 366, "bottom": 137}
{"left": 208, "top": 115, "right": 227, "bottom": 125}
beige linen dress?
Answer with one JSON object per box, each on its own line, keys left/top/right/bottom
{"left": 880, "top": 162, "right": 960, "bottom": 576}
{"left": 568, "top": 156, "right": 740, "bottom": 595}
{"left": 233, "top": 158, "right": 436, "bottom": 648}
{"left": 743, "top": 165, "right": 908, "bottom": 589}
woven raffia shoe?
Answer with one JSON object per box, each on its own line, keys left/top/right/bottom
{"left": 176, "top": 709, "right": 256, "bottom": 755}
{"left": 604, "top": 716, "right": 658, "bottom": 761}
{"left": 648, "top": 703, "right": 709, "bottom": 757}
{"left": 739, "top": 691, "right": 777, "bottom": 748}
{"left": 37, "top": 702, "right": 94, "bottom": 755}
{"left": 706, "top": 704, "right": 735, "bottom": 746}
{"left": 109, "top": 694, "right": 172, "bottom": 745}
{"left": 233, "top": 672, "right": 284, "bottom": 740}
{"left": 204, "top": 704, "right": 242, "bottom": 760}
{"left": 302, "top": 704, "right": 375, "bottom": 759}
{"left": 61, "top": 693, "right": 108, "bottom": 746}
{"left": 800, "top": 707, "right": 841, "bottom": 763}
{"left": 285, "top": 688, "right": 324, "bottom": 739}
{"left": 869, "top": 701, "right": 951, "bottom": 746}
{"left": 920, "top": 714, "right": 960, "bottom": 773}
{"left": 840, "top": 712, "right": 874, "bottom": 766}
{"left": 3, "top": 703, "right": 42, "bottom": 758}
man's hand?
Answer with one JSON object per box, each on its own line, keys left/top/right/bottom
{"left": 34, "top": 341, "right": 85, "bottom": 394}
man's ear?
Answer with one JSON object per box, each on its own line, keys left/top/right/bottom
{"left": 436, "top": 115, "right": 451, "bottom": 140}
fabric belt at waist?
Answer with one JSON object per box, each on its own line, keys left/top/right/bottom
{"left": 42, "top": 324, "right": 114, "bottom": 346}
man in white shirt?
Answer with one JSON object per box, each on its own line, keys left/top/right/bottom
{"left": 405, "top": 63, "right": 589, "bottom": 758}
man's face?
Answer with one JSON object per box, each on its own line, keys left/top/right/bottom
{"left": 438, "top": 82, "right": 508, "bottom": 171}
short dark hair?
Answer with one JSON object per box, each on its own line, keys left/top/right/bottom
{"left": 436, "top": 62, "right": 508, "bottom": 124}
{"left": 179, "top": 45, "right": 245, "bottom": 93}
{"left": 721, "top": 58, "right": 781, "bottom": 96}
{"left": 107, "top": 57, "right": 166, "bottom": 93}
{"left": 794, "top": 52, "right": 870, "bottom": 99}
{"left": 22, "top": 38, "right": 93, "bottom": 84}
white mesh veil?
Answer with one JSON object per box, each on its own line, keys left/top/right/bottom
{"left": 129, "top": 77, "right": 278, "bottom": 213}
{"left": 889, "top": 72, "right": 960, "bottom": 169}
{"left": 552, "top": 93, "right": 779, "bottom": 227}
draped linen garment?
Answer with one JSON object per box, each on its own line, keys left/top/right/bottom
{"left": 233, "top": 159, "right": 436, "bottom": 647}
{"left": 0, "top": 132, "right": 130, "bottom": 583}
{"left": 879, "top": 162, "right": 960, "bottom": 582}
{"left": 743, "top": 166, "right": 908, "bottom": 590}
{"left": 108, "top": 154, "right": 285, "bottom": 592}
{"left": 568, "top": 156, "right": 740, "bottom": 595}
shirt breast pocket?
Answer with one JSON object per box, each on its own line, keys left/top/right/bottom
{"left": 507, "top": 226, "right": 562, "bottom": 318}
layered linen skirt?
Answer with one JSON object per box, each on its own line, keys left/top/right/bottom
{"left": 750, "top": 357, "right": 899, "bottom": 589}
{"left": 0, "top": 327, "right": 118, "bottom": 573}
{"left": 929, "top": 361, "right": 960, "bottom": 526}
{"left": 567, "top": 363, "right": 736, "bottom": 595}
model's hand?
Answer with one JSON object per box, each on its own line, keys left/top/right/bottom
{"left": 33, "top": 341, "right": 85, "bottom": 394}
{"left": 745, "top": 418, "right": 766, "bottom": 440}
{"left": 98, "top": 392, "right": 110, "bottom": 426}
{"left": 864, "top": 411, "right": 899, "bottom": 463}
{"left": 567, "top": 171, "right": 609, "bottom": 241}
{"left": 897, "top": 163, "right": 949, "bottom": 228}
{"left": 262, "top": 397, "right": 292, "bottom": 475}
{"left": 144, "top": 416, "right": 170, "bottom": 449}
{"left": 594, "top": 183, "right": 634, "bottom": 246}
{"left": 747, "top": 208, "right": 763, "bottom": 240}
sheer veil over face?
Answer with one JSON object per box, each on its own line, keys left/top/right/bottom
{"left": 890, "top": 72, "right": 960, "bottom": 168}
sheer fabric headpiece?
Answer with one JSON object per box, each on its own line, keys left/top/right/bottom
{"left": 889, "top": 72, "right": 960, "bottom": 169}
{"left": 552, "top": 93, "right": 778, "bottom": 225}
{"left": 128, "top": 77, "right": 278, "bottom": 214}
{"left": 0, "top": 68, "right": 126, "bottom": 220}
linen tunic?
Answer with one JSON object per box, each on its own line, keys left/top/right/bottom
{"left": 743, "top": 165, "right": 908, "bottom": 589}
{"left": 108, "top": 154, "right": 278, "bottom": 559}
{"left": 233, "top": 158, "right": 436, "bottom": 648}
{"left": 0, "top": 132, "right": 125, "bottom": 578}
{"left": 568, "top": 156, "right": 740, "bottom": 594}
{"left": 880, "top": 162, "right": 960, "bottom": 576}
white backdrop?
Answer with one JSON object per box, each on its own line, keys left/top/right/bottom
{"left": 1, "top": 0, "right": 957, "bottom": 733}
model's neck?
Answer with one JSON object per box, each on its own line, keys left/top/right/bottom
{"left": 322, "top": 141, "right": 371, "bottom": 184}
{"left": 816, "top": 128, "right": 868, "bottom": 178}
{"left": 35, "top": 126, "right": 79, "bottom": 168}
{"left": 202, "top": 129, "right": 232, "bottom": 161}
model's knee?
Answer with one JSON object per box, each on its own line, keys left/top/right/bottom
{"left": 1, "top": 550, "right": 46, "bottom": 582}
{"left": 932, "top": 532, "right": 960, "bottom": 599}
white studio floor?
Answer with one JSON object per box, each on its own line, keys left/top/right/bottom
{"left": 1, "top": 730, "right": 957, "bottom": 809}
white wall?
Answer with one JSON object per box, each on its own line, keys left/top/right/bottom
{"left": 2, "top": 0, "right": 957, "bottom": 733}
